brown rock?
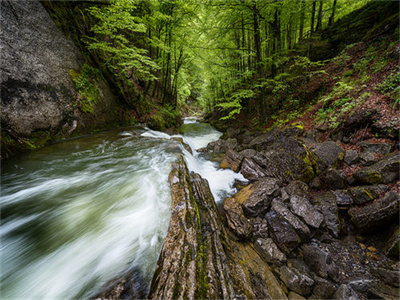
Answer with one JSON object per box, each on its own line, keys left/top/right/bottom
{"left": 223, "top": 197, "right": 253, "bottom": 239}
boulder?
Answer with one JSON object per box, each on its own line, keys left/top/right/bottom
{"left": 333, "top": 190, "right": 354, "bottom": 206}
{"left": 301, "top": 244, "right": 339, "bottom": 281}
{"left": 255, "top": 238, "right": 287, "bottom": 265}
{"left": 358, "top": 151, "right": 377, "bottom": 166}
{"left": 241, "top": 178, "right": 280, "bottom": 217}
{"left": 288, "top": 292, "right": 307, "bottom": 300}
{"left": 333, "top": 284, "right": 359, "bottom": 300}
{"left": 313, "top": 192, "right": 340, "bottom": 237}
{"left": 309, "top": 141, "right": 344, "bottom": 174}
{"left": 347, "top": 278, "right": 374, "bottom": 293}
{"left": 223, "top": 197, "right": 253, "bottom": 239}
{"left": 271, "top": 199, "right": 311, "bottom": 240}
{"left": 312, "top": 276, "right": 336, "bottom": 299}
{"left": 384, "top": 224, "right": 400, "bottom": 259}
{"left": 266, "top": 211, "right": 301, "bottom": 255}
{"left": 368, "top": 283, "right": 400, "bottom": 300}
{"left": 239, "top": 148, "right": 257, "bottom": 158}
{"left": 347, "top": 185, "right": 387, "bottom": 205}
{"left": 286, "top": 180, "right": 310, "bottom": 198}
{"left": 248, "top": 130, "right": 277, "bottom": 151}
{"left": 240, "top": 157, "right": 268, "bottom": 181}
{"left": 344, "top": 150, "right": 359, "bottom": 165}
{"left": 371, "top": 261, "right": 400, "bottom": 288}
{"left": 219, "top": 150, "right": 243, "bottom": 172}
{"left": 358, "top": 140, "right": 395, "bottom": 155}
{"left": 279, "top": 266, "right": 314, "bottom": 296}
{"left": 348, "top": 191, "right": 400, "bottom": 233}
{"left": 353, "top": 152, "right": 399, "bottom": 184}
{"left": 320, "top": 168, "right": 347, "bottom": 190}
{"left": 289, "top": 196, "right": 324, "bottom": 229}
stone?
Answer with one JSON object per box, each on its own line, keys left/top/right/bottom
{"left": 301, "top": 244, "right": 339, "bottom": 281}
{"left": 219, "top": 149, "right": 243, "bottom": 172}
{"left": 333, "top": 190, "right": 354, "bottom": 206}
{"left": 371, "top": 261, "right": 400, "bottom": 288}
{"left": 333, "top": 284, "right": 359, "bottom": 300}
{"left": 353, "top": 152, "right": 399, "bottom": 184}
{"left": 289, "top": 196, "right": 324, "bottom": 229}
{"left": 223, "top": 197, "right": 253, "bottom": 239}
{"left": 384, "top": 224, "right": 400, "bottom": 259}
{"left": 239, "top": 148, "right": 257, "bottom": 158}
{"left": 344, "top": 150, "right": 359, "bottom": 165}
{"left": 347, "top": 185, "right": 383, "bottom": 205}
{"left": 266, "top": 211, "right": 301, "bottom": 255}
{"left": 279, "top": 266, "right": 314, "bottom": 296}
{"left": 358, "top": 140, "right": 395, "bottom": 155}
{"left": 248, "top": 130, "right": 277, "bottom": 151}
{"left": 358, "top": 151, "right": 377, "bottom": 166}
{"left": 313, "top": 192, "right": 340, "bottom": 237}
{"left": 309, "top": 177, "right": 323, "bottom": 190}
{"left": 347, "top": 278, "right": 374, "bottom": 292}
{"left": 312, "top": 276, "right": 336, "bottom": 299}
{"left": 348, "top": 191, "right": 400, "bottom": 233}
{"left": 240, "top": 157, "right": 267, "bottom": 181}
{"left": 271, "top": 199, "right": 311, "bottom": 240}
{"left": 255, "top": 238, "right": 287, "bottom": 265}
{"left": 241, "top": 178, "right": 280, "bottom": 217}
{"left": 288, "top": 291, "right": 307, "bottom": 300}
{"left": 225, "top": 138, "right": 238, "bottom": 150}
{"left": 310, "top": 141, "right": 345, "bottom": 174}
{"left": 320, "top": 168, "right": 347, "bottom": 190}
{"left": 368, "top": 283, "right": 400, "bottom": 300}
{"left": 286, "top": 180, "right": 310, "bottom": 198}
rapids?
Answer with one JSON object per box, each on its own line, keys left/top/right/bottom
{"left": 0, "top": 118, "right": 245, "bottom": 298}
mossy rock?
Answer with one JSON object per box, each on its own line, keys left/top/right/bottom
{"left": 353, "top": 152, "right": 399, "bottom": 184}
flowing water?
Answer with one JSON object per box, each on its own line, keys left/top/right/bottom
{"left": 0, "top": 119, "right": 246, "bottom": 299}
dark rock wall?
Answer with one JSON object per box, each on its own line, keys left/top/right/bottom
{"left": 0, "top": 0, "right": 119, "bottom": 158}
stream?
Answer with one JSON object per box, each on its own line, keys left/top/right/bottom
{"left": 0, "top": 118, "right": 246, "bottom": 299}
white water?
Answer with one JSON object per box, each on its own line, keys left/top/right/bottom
{"left": 0, "top": 119, "right": 245, "bottom": 299}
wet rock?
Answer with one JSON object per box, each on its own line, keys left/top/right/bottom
{"left": 313, "top": 192, "right": 340, "bottom": 237}
{"left": 347, "top": 185, "right": 382, "bottom": 205}
{"left": 255, "top": 238, "right": 287, "bottom": 265}
{"left": 240, "top": 157, "right": 268, "bottom": 181}
{"left": 171, "top": 137, "right": 192, "bottom": 154}
{"left": 301, "top": 244, "right": 339, "bottom": 281}
{"left": 348, "top": 191, "right": 400, "bottom": 233}
{"left": 320, "top": 168, "right": 347, "bottom": 190}
{"left": 312, "top": 276, "right": 336, "bottom": 299}
{"left": 310, "top": 141, "right": 344, "bottom": 174}
{"left": 252, "top": 219, "right": 269, "bottom": 238}
{"left": 225, "top": 138, "right": 238, "bottom": 150}
{"left": 289, "top": 196, "right": 324, "bottom": 229}
{"left": 286, "top": 180, "right": 310, "bottom": 198}
{"left": 347, "top": 278, "right": 374, "bottom": 292}
{"left": 333, "top": 284, "right": 359, "bottom": 300}
{"left": 271, "top": 199, "right": 311, "bottom": 240}
{"left": 358, "top": 151, "right": 377, "bottom": 166}
{"left": 371, "top": 261, "right": 400, "bottom": 287}
{"left": 358, "top": 140, "right": 395, "bottom": 155}
{"left": 353, "top": 152, "right": 399, "bottom": 184}
{"left": 333, "top": 190, "right": 354, "bottom": 206}
{"left": 384, "top": 224, "right": 400, "bottom": 259}
{"left": 344, "top": 150, "right": 359, "bottom": 165}
{"left": 219, "top": 150, "right": 243, "bottom": 172}
{"left": 279, "top": 266, "right": 314, "bottom": 296}
{"left": 267, "top": 211, "right": 301, "bottom": 255}
{"left": 241, "top": 178, "right": 280, "bottom": 217}
{"left": 223, "top": 197, "right": 253, "bottom": 239}
{"left": 368, "top": 282, "right": 400, "bottom": 300}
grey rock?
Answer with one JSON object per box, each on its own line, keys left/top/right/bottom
{"left": 225, "top": 138, "right": 238, "bottom": 150}
{"left": 358, "top": 140, "right": 395, "bottom": 155}
{"left": 239, "top": 148, "right": 257, "bottom": 158}
{"left": 371, "top": 261, "right": 400, "bottom": 288}
{"left": 347, "top": 278, "right": 374, "bottom": 292}
{"left": 301, "top": 244, "right": 339, "bottom": 281}
{"left": 359, "top": 151, "right": 377, "bottom": 166}
{"left": 333, "top": 190, "right": 354, "bottom": 206}
{"left": 313, "top": 192, "right": 340, "bottom": 237}
{"left": 271, "top": 199, "right": 311, "bottom": 240}
{"left": 310, "top": 141, "right": 344, "bottom": 174}
{"left": 354, "top": 152, "right": 399, "bottom": 184}
{"left": 348, "top": 191, "right": 400, "bottom": 233}
{"left": 286, "top": 180, "right": 310, "bottom": 198}
{"left": 344, "top": 150, "right": 359, "bottom": 165}
{"left": 266, "top": 211, "right": 301, "bottom": 255}
{"left": 384, "top": 224, "right": 400, "bottom": 259}
{"left": 224, "top": 197, "right": 253, "bottom": 239}
{"left": 348, "top": 185, "right": 385, "bottom": 205}
{"left": 279, "top": 266, "right": 314, "bottom": 296}
{"left": 320, "top": 168, "right": 347, "bottom": 190}
{"left": 312, "top": 276, "right": 336, "bottom": 299}
{"left": 333, "top": 284, "right": 359, "bottom": 300}
{"left": 368, "top": 282, "right": 400, "bottom": 300}
{"left": 242, "top": 177, "right": 280, "bottom": 217}
{"left": 255, "top": 238, "right": 287, "bottom": 265}
{"left": 289, "top": 196, "right": 324, "bottom": 229}
{"left": 240, "top": 157, "right": 267, "bottom": 181}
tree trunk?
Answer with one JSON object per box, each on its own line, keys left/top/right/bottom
{"left": 299, "top": 0, "right": 305, "bottom": 40}
{"left": 316, "top": 0, "right": 323, "bottom": 31}
{"left": 329, "top": 0, "right": 337, "bottom": 26}
{"left": 310, "top": 0, "right": 316, "bottom": 34}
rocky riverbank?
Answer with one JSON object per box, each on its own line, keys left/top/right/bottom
{"left": 197, "top": 122, "right": 399, "bottom": 299}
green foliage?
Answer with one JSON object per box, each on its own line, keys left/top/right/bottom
{"left": 376, "top": 69, "right": 400, "bottom": 94}
{"left": 69, "top": 64, "right": 101, "bottom": 114}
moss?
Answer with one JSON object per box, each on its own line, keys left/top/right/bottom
{"left": 365, "top": 171, "right": 382, "bottom": 184}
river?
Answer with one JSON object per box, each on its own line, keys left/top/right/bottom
{"left": 0, "top": 118, "right": 246, "bottom": 299}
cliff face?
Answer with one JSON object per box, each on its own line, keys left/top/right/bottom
{"left": 0, "top": 0, "right": 120, "bottom": 158}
